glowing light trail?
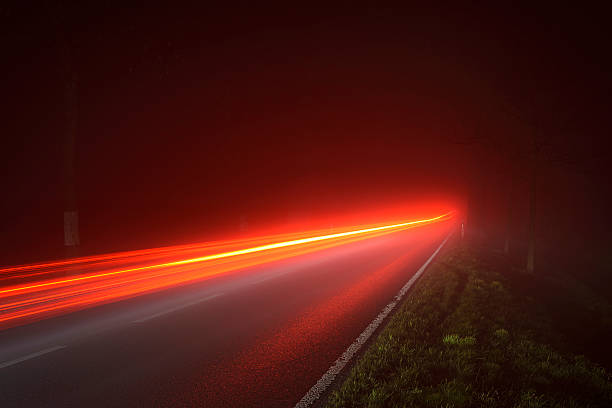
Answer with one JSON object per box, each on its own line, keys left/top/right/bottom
{"left": 0, "top": 212, "right": 453, "bottom": 328}
{"left": 0, "top": 213, "right": 450, "bottom": 296}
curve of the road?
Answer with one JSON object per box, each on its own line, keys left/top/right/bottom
{"left": 0, "top": 220, "right": 453, "bottom": 407}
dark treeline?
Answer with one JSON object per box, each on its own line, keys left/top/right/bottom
{"left": 1, "top": 3, "right": 609, "bottom": 271}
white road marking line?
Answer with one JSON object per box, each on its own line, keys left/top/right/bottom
{"left": 0, "top": 345, "right": 67, "bottom": 369}
{"left": 132, "top": 293, "right": 223, "bottom": 323}
{"left": 294, "top": 232, "right": 453, "bottom": 408}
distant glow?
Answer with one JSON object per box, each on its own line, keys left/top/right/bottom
{"left": 0, "top": 212, "right": 453, "bottom": 328}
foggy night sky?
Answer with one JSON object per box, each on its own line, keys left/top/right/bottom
{"left": 1, "top": 3, "right": 610, "bottom": 265}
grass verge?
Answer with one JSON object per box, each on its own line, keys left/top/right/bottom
{"left": 326, "top": 243, "right": 612, "bottom": 407}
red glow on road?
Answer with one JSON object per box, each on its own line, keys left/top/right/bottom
{"left": 176, "top": 234, "right": 437, "bottom": 407}
{"left": 0, "top": 212, "right": 454, "bottom": 329}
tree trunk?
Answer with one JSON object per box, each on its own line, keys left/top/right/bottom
{"left": 45, "top": 2, "right": 80, "bottom": 266}
{"left": 504, "top": 176, "right": 513, "bottom": 254}
{"left": 526, "top": 137, "right": 538, "bottom": 273}
{"left": 61, "top": 48, "right": 79, "bottom": 259}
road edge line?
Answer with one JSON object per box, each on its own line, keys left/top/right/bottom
{"left": 294, "top": 231, "right": 454, "bottom": 408}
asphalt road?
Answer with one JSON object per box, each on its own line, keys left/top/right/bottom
{"left": 0, "top": 222, "right": 452, "bottom": 407}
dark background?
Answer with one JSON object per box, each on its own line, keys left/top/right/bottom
{"left": 1, "top": 3, "right": 610, "bottom": 266}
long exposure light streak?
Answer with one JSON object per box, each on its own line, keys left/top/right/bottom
{"left": 0, "top": 212, "right": 453, "bottom": 328}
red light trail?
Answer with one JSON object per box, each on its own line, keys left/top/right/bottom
{"left": 0, "top": 212, "right": 453, "bottom": 329}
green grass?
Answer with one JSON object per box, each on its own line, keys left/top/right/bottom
{"left": 326, "top": 244, "right": 612, "bottom": 407}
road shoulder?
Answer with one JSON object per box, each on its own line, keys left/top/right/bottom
{"left": 324, "top": 242, "right": 612, "bottom": 407}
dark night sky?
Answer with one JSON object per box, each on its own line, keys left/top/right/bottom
{"left": 1, "top": 3, "right": 610, "bottom": 265}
